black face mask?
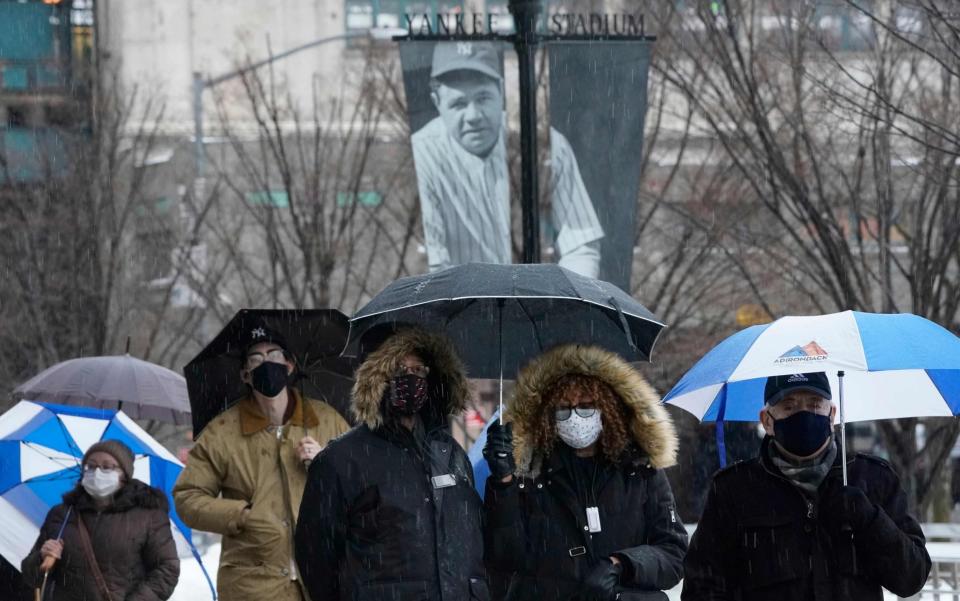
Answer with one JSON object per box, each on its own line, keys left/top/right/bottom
{"left": 250, "top": 362, "right": 289, "bottom": 398}
{"left": 388, "top": 374, "right": 429, "bottom": 415}
{"left": 773, "top": 410, "right": 833, "bottom": 457}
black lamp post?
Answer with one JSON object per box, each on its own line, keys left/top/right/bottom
{"left": 508, "top": 0, "right": 542, "bottom": 264}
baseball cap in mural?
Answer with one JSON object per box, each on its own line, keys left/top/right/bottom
{"left": 764, "top": 372, "right": 832, "bottom": 406}
{"left": 431, "top": 41, "right": 502, "bottom": 82}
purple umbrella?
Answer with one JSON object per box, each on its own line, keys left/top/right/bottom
{"left": 13, "top": 354, "right": 190, "bottom": 424}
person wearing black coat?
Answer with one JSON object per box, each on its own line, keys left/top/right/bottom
{"left": 682, "top": 372, "right": 931, "bottom": 601}
{"left": 484, "top": 344, "right": 688, "bottom": 601}
{"left": 295, "top": 328, "right": 488, "bottom": 601}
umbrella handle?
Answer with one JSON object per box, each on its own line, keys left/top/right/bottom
{"left": 37, "top": 559, "right": 54, "bottom": 601}
{"left": 38, "top": 505, "right": 71, "bottom": 590}
{"left": 40, "top": 556, "right": 57, "bottom": 573}
{"left": 838, "top": 370, "right": 847, "bottom": 485}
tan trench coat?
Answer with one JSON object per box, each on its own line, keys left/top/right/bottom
{"left": 173, "top": 390, "right": 349, "bottom": 601}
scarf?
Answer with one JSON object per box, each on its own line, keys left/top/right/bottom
{"left": 768, "top": 438, "right": 838, "bottom": 497}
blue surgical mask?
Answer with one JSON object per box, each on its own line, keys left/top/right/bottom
{"left": 773, "top": 411, "right": 832, "bottom": 457}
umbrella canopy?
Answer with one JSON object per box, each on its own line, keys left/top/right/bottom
{"left": 345, "top": 263, "right": 665, "bottom": 378}
{"left": 184, "top": 309, "right": 357, "bottom": 438}
{"left": 13, "top": 355, "right": 190, "bottom": 424}
{"left": 0, "top": 400, "right": 214, "bottom": 598}
{"left": 663, "top": 310, "right": 960, "bottom": 423}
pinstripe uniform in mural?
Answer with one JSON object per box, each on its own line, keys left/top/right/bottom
{"left": 410, "top": 41, "right": 604, "bottom": 277}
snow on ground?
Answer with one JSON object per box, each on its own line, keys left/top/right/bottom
{"left": 169, "top": 542, "right": 220, "bottom": 601}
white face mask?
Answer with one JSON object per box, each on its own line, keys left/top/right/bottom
{"left": 82, "top": 468, "right": 122, "bottom": 498}
{"left": 555, "top": 410, "right": 603, "bottom": 449}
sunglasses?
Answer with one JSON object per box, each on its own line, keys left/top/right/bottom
{"left": 555, "top": 407, "right": 598, "bottom": 421}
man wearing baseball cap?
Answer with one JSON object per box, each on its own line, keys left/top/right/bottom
{"left": 682, "top": 372, "right": 930, "bottom": 600}
{"left": 174, "top": 318, "right": 349, "bottom": 601}
{"left": 411, "top": 41, "right": 605, "bottom": 277}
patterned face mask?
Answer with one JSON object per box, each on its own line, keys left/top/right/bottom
{"left": 555, "top": 410, "right": 603, "bottom": 449}
{"left": 389, "top": 374, "right": 429, "bottom": 415}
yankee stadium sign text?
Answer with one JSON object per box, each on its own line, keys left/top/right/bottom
{"left": 403, "top": 12, "right": 645, "bottom": 37}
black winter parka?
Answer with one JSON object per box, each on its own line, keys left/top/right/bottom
{"left": 485, "top": 447, "right": 687, "bottom": 600}
{"left": 294, "top": 329, "right": 488, "bottom": 601}
{"left": 484, "top": 344, "right": 688, "bottom": 601}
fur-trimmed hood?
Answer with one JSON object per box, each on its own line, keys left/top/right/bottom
{"left": 63, "top": 478, "right": 169, "bottom": 513}
{"left": 508, "top": 344, "right": 678, "bottom": 476}
{"left": 351, "top": 328, "right": 470, "bottom": 430}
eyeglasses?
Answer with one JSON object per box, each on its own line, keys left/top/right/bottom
{"left": 396, "top": 364, "right": 430, "bottom": 378}
{"left": 555, "top": 406, "right": 598, "bottom": 421}
{"left": 246, "top": 348, "right": 286, "bottom": 369}
{"left": 83, "top": 464, "right": 119, "bottom": 473}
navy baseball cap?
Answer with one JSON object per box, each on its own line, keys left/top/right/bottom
{"left": 764, "top": 372, "right": 832, "bottom": 406}
{"left": 431, "top": 41, "right": 502, "bottom": 82}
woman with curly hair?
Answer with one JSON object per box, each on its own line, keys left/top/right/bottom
{"left": 483, "top": 344, "right": 687, "bottom": 601}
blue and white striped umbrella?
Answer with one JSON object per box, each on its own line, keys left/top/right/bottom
{"left": 664, "top": 311, "right": 960, "bottom": 424}
{"left": 0, "top": 400, "right": 215, "bottom": 598}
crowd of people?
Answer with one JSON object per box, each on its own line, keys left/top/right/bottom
{"left": 17, "top": 324, "right": 932, "bottom": 600}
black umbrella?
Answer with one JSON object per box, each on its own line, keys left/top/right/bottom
{"left": 345, "top": 263, "right": 665, "bottom": 413}
{"left": 184, "top": 309, "right": 357, "bottom": 438}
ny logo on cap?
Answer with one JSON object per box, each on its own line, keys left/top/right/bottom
{"left": 251, "top": 327, "right": 267, "bottom": 339}
{"left": 456, "top": 42, "right": 473, "bottom": 56}
{"left": 787, "top": 373, "right": 809, "bottom": 382}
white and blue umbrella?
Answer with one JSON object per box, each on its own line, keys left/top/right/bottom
{"left": 0, "top": 400, "right": 216, "bottom": 598}
{"left": 663, "top": 311, "right": 960, "bottom": 477}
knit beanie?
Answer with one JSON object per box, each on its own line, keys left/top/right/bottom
{"left": 83, "top": 439, "right": 135, "bottom": 481}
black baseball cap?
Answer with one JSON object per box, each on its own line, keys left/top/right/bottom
{"left": 239, "top": 319, "right": 288, "bottom": 355}
{"left": 764, "top": 372, "right": 832, "bottom": 406}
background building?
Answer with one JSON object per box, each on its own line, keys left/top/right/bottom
{"left": 0, "top": 0, "right": 93, "bottom": 184}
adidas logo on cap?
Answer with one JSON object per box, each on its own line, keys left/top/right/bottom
{"left": 765, "top": 371, "right": 832, "bottom": 405}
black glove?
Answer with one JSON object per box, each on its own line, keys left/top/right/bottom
{"left": 822, "top": 485, "right": 878, "bottom": 533}
{"left": 483, "top": 422, "right": 516, "bottom": 480}
{"left": 580, "top": 558, "right": 622, "bottom": 601}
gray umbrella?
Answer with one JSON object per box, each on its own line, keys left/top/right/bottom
{"left": 13, "top": 354, "right": 191, "bottom": 424}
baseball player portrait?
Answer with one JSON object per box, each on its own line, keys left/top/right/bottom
{"left": 409, "top": 41, "right": 605, "bottom": 277}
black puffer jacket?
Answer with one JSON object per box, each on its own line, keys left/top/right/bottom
{"left": 295, "top": 329, "right": 488, "bottom": 601}
{"left": 484, "top": 345, "right": 687, "bottom": 601}
{"left": 681, "top": 436, "right": 931, "bottom": 601}
{"left": 22, "top": 480, "right": 180, "bottom": 601}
